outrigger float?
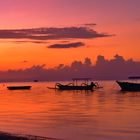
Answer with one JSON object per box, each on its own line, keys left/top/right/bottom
{"left": 54, "top": 78, "right": 102, "bottom": 91}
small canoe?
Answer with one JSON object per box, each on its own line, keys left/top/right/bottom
{"left": 7, "top": 86, "right": 31, "bottom": 90}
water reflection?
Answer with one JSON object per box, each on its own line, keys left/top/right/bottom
{"left": 0, "top": 81, "right": 139, "bottom": 140}
{"left": 54, "top": 89, "right": 94, "bottom": 96}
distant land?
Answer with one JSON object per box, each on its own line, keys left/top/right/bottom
{"left": 0, "top": 54, "right": 140, "bottom": 82}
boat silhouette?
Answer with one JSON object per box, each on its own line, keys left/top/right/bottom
{"left": 116, "top": 81, "right": 140, "bottom": 91}
{"left": 7, "top": 86, "right": 31, "bottom": 90}
{"left": 55, "top": 78, "right": 101, "bottom": 91}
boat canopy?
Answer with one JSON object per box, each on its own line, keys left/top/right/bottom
{"left": 72, "top": 78, "right": 92, "bottom": 81}
{"left": 72, "top": 78, "right": 92, "bottom": 85}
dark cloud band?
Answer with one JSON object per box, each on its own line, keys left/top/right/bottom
{"left": 0, "top": 55, "right": 139, "bottom": 81}
{"left": 0, "top": 26, "right": 113, "bottom": 41}
{"left": 48, "top": 42, "right": 85, "bottom": 49}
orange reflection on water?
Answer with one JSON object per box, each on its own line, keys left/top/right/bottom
{"left": 0, "top": 81, "right": 139, "bottom": 140}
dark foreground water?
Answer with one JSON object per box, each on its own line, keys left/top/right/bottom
{"left": 0, "top": 81, "right": 140, "bottom": 140}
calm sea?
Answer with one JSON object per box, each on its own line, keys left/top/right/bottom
{"left": 0, "top": 81, "right": 140, "bottom": 140}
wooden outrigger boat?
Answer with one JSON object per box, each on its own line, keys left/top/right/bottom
{"left": 7, "top": 86, "right": 31, "bottom": 90}
{"left": 55, "top": 78, "right": 101, "bottom": 91}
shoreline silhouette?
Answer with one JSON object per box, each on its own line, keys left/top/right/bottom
{"left": 0, "top": 131, "right": 60, "bottom": 140}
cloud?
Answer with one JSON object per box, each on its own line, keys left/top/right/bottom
{"left": 48, "top": 42, "right": 85, "bottom": 49}
{"left": 0, "top": 55, "right": 140, "bottom": 81}
{"left": 0, "top": 26, "right": 113, "bottom": 41}
{"left": 21, "top": 60, "right": 28, "bottom": 63}
{"left": 84, "top": 23, "right": 97, "bottom": 26}
{"left": 13, "top": 40, "right": 47, "bottom": 44}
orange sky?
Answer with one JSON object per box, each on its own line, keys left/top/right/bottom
{"left": 0, "top": 0, "right": 139, "bottom": 70}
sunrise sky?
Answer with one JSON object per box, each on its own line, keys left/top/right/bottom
{"left": 0, "top": 0, "right": 140, "bottom": 70}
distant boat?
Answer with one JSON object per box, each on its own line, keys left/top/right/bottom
{"left": 7, "top": 86, "right": 31, "bottom": 90}
{"left": 128, "top": 76, "right": 140, "bottom": 79}
{"left": 116, "top": 81, "right": 140, "bottom": 91}
{"left": 34, "top": 80, "right": 38, "bottom": 82}
{"left": 55, "top": 78, "right": 102, "bottom": 91}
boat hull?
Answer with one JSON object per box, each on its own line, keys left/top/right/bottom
{"left": 116, "top": 81, "right": 140, "bottom": 91}
{"left": 57, "top": 85, "right": 93, "bottom": 90}
{"left": 7, "top": 86, "right": 31, "bottom": 90}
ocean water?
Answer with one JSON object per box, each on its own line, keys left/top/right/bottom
{"left": 0, "top": 81, "right": 140, "bottom": 140}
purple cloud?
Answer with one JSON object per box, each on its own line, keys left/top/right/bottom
{"left": 0, "top": 55, "right": 139, "bottom": 82}
{"left": 48, "top": 42, "right": 85, "bottom": 49}
{"left": 84, "top": 23, "right": 97, "bottom": 26}
{"left": 0, "top": 26, "right": 113, "bottom": 41}
{"left": 13, "top": 40, "right": 47, "bottom": 44}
